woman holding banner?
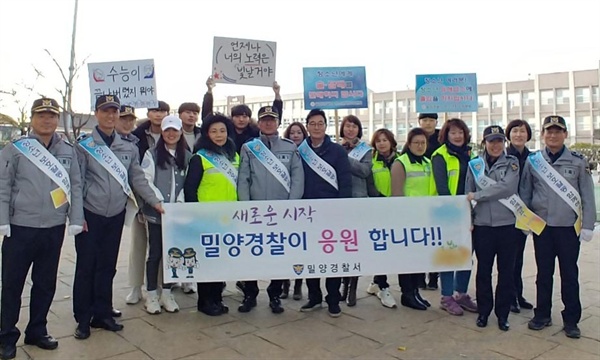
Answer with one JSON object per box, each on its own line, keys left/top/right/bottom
{"left": 465, "top": 125, "right": 520, "bottom": 331}
{"left": 141, "top": 116, "right": 192, "bottom": 315}
{"left": 339, "top": 115, "right": 372, "bottom": 307}
{"left": 183, "top": 114, "right": 239, "bottom": 316}
{"left": 430, "top": 118, "right": 478, "bottom": 316}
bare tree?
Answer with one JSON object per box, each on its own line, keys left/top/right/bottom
{"left": 0, "top": 76, "right": 43, "bottom": 135}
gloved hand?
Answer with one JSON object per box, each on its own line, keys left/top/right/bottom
{"left": 68, "top": 225, "right": 84, "bottom": 236}
{"left": 0, "top": 224, "right": 10, "bottom": 237}
{"left": 580, "top": 229, "right": 593, "bottom": 242}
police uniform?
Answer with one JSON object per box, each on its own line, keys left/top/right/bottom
{"left": 72, "top": 95, "right": 161, "bottom": 339}
{"left": 520, "top": 116, "right": 596, "bottom": 338}
{"left": 0, "top": 98, "right": 84, "bottom": 357}
{"left": 465, "top": 126, "right": 520, "bottom": 330}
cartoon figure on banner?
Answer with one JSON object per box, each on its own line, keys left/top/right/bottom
{"left": 143, "top": 64, "right": 155, "bottom": 79}
{"left": 167, "top": 247, "right": 184, "bottom": 279}
{"left": 183, "top": 248, "right": 198, "bottom": 278}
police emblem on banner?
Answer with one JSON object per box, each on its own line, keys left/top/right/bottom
{"left": 474, "top": 163, "right": 482, "bottom": 171}
{"left": 293, "top": 264, "right": 304, "bottom": 275}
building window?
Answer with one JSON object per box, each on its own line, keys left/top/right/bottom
{"left": 491, "top": 94, "right": 503, "bottom": 109}
{"left": 397, "top": 100, "right": 407, "bottom": 113}
{"left": 383, "top": 121, "right": 393, "bottom": 129}
{"left": 477, "top": 118, "right": 491, "bottom": 136}
{"left": 555, "top": 88, "right": 569, "bottom": 104}
{"left": 384, "top": 101, "right": 394, "bottom": 115}
{"left": 375, "top": 102, "right": 382, "bottom": 115}
{"left": 478, "top": 95, "right": 489, "bottom": 109}
{"left": 575, "top": 87, "right": 590, "bottom": 103}
{"left": 576, "top": 115, "right": 591, "bottom": 132}
{"left": 508, "top": 92, "right": 520, "bottom": 109}
{"left": 522, "top": 91, "right": 535, "bottom": 106}
{"left": 593, "top": 86, "right": 599, "bottom": 102}
{"left": 541, "top": 90, "right": 554, "bottom": 105}
{"left": 594, "top": 115, "right": 600, "bottom": 130}
{"left": 407, "top": 99, "right": 416, "bottom": 113}
{"left": 490, "top": 117, "right": 503, "bottom": 127}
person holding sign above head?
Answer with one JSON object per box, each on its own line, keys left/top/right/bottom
{"left": 0, "top": 98, "right": 84, "bottom": 360}
{"left": 237, "top": 105, "right": 305, "bottom": 314}
{"left": 465, "top": 125, "right": 523, "bottom": 331}
{"left": 299, "top": 109, "right": 352, "bottom": 317}
{"left": 339, "top": 115, "right": 372, "bottom": 307}
{"left": 73, "top": 95, "right": 164, "bottom": 340}
{"left": 140, "top": 116, "right": 192, "bottom": 315}
{"left": 520, "top": 115, "right": 596, "bottom": 339}
{"left": 430, "top": 118, "right": 478, "bottom": 316}
{"left": 183, "top": 114, "right": 239, "bottom": 316}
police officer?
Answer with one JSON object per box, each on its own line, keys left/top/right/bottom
{"left": 0, "top": 98, "right": 84, "bottom": 359}
{"left": 73, "top": 95, "right": 164, "bottom": 340}
{"left": 237, "top": 105, "right": 305, "bottom": 314}
{"left": 465, "top": 125, "right": 520, "bottom": 331}
{"left": 520, "top": 115, "right": 596, "bottom": 339}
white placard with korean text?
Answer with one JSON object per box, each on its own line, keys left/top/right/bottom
{"left": 87, "top": 59, "right": 158, "bottom": 110}
{"left": 161, "top": 196, "right": 472, "bottom": 283}
{"left": 212, "top": 36, "right": 276, "bottom": 87}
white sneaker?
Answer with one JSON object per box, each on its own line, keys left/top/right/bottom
{"left": 160, "top": 290, "right": 180, "bottom": 313}
{"left": 377, "top": 288, "right": 397, "bottom": 308}
{"left": 145, "top": 291, "right": 161, "bottom": 314}
{"left": 126, "top": 286, "right": 142, "bottom": 305}
{"left": 366, "top": 282, "right": 379, "bottom": 295}
{"left": 182, "top": 282, "right": 196, "bottom": 294}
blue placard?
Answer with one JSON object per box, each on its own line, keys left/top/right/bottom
{"left": 415, "top": 73, "right": 478, "bottom": 113}
{"left": 303, "top": 66, "right": 368, "bottom": 110}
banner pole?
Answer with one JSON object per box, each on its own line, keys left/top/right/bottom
{"left": 334, "top": 109, "right": 340, "bottom": 143}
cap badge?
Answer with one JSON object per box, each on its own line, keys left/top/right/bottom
{"left": 106, "top": 95, "right": 114, "bottom": 102}
{"left": 42, "top": 99, "right": 52, "bottom": 106}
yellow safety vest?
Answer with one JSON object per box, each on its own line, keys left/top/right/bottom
{"left": 398, "top": 153, "right": 432, "bottom": 197}
{"left": 196, "top": 153, "right": 240, "bottom": 202}
{"left": 371, "top": 151, "right": 401, "bottom": 197}
{"left": 429, "top": 144, "right": 474, "bottom": 195}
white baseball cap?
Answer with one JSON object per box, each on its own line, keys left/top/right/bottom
{"left": 161, "top": 115, "right": 182, "bottom": 131}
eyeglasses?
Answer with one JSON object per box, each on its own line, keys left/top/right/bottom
{"left": 308, "top": 122, "right": 326, "bottom": 128}
{"left": 410, "top": 141, "right": 427, "bottom": 146}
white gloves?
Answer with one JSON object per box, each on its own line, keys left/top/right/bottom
{"left": 68, "top": 225, "right": 84, "bottom": 236}
{"left": 0, "top": 224, "right": 10, "bottom": 237}
{"left": 580, "top": 229, "right": 593, "bottom": 242}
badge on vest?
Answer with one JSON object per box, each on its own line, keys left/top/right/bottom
{"left": 58, "top": 157, "right": 72, "bottom": 169}
{"left": 278, "top": 154, "right": 291, "bottom": 163}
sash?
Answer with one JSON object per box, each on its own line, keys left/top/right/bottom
{"left": 13, "top": 138, "right": 71, "bottom": 209}
{"left": 298, "top": 139, "right": 339, "bottom": 190}
{"left": 196, "top": 149, "right": 238, "bottom": 188}
{"left": 245, "top": 138, "right": 291, "bottom": 193}
{"left": 528, "top": 151, "right": 582, "bottom": 235}
{"left": 78, "top": 136, "right": 135, "bottom": 201}
{"left": 469, "top": 157, "right": 546, "bottom": 235}
{"left": 348, "top": 141, "right": 371, "bottom": 161}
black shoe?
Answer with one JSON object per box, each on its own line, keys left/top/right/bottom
{"left": 293, "top": 280, "right": 303, "bottom": 301}
{"left": 528, "top": 317, "right": 552, "bottom": 330}
{"left": 328, "top": 302, "right": 342, "bottom": 317}
{"left": 415, "top": 290, "right": 431, "bottom": 307}
{"left": 218, "top": 302, "right": 229, "bottom": 314}
{"left": 300, "top": 300, "right": 322, "bottom": 312}
{"left": 476, "top": 315, "right": 488, "bottom": 328}
{"left": 237, "top": 296, "right": 257, "bottom": 313}
{"left": 281, "top": 280, "right": 290, "bottom": 299}
{"left": 400, "top": 294, "right": 427, "bottom": 310}
{"left": 73, "top": 324, "right": 90, "bottom": 340}
{"left": 111, "top": 308, "right": 122, "bottom": 317}
{"left": 498, "top": 318, "right": 510, "bottom": 331}
{"left": 90, "top": 317, "right": 124, "bottom": 331}
{"left": 425, "top": 283, "right": 438, "bottom": 290}
{"left": 0, "top": 343, "right": 16, "bottom": 360}
{"left": 346, "top": 277, "right": 358, "bottom": 307}
{"left": 518, "top": 298, "right": 534, "bottom": 310}
{"left": 200, "top": 304, "right": 223, "bottom": 316}
{"left": 24, "top": 334, "right": 58, "bottom": 350}
{"left": 269, "top": 297, "right": 285, "bottom": 314}
{"left": 563, "top": 324, "right": 581, "bottom": 339}
{"left": 340, "top": 278, "right": 349, "bottom": 302}
{"left": 510, "top": 301, "right": 521, "bottom": 314}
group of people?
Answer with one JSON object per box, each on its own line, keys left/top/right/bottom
{"left": 0, "top": 77, "right": 594, "bottom": 360}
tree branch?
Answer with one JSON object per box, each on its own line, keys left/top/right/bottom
{"left": 43, "top": 49, "right": 69, "bottom": 84}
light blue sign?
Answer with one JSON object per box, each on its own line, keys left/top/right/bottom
{"left": 415, "top": 73, "right": 478, "bottom": 113}
{"left": 303, "top": 66, "right": 368, "bottom": 110}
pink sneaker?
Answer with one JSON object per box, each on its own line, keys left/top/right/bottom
{"left": 440, "top": 296, "right": 463, "bottom": 316}
{"left": 455, "top": 293, "right": 478, "bottom": 313}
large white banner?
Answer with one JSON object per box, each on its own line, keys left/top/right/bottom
{"left": 87, "top": 59, "right": 158, "bottom": 110}
{"left": 162, "top": 196, "right": 472, "bottom": 283}
{"left": 211, "top": 36, "right": 277, "bottom": 87}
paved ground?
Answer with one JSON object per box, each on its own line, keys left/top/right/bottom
{"left": 5, "top": 228, "right": 600, "bottom": 360}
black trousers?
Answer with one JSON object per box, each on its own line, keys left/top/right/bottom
{"left": 373, "top": 274, "right": 420, "bottom": 294}
{"left": 306, "top": 277, "right": 341, "bottom": 305}
{"left": 473, "top": 225, "right": 517, "bottom": 319}
{"left": 73, "top": 209, "right": 125, "bottom": 324}
{"left": 513, "top": 231, "right": 528, "bottom": 300}
{"left": 197, "top": 282, "right": 223, "bottom": 308}
{"left": 146, "top": 222, "right": 171, "bottom": 291}
{"left": 533, "top": 226, "right": 581, "bottom": 325}
{"left": 0, "top": 225, "right": 65, "bottom": 346}
{"left": 241, "top": 280, "right": 285, "bottom": 300}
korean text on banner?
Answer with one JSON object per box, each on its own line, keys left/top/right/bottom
{"left": 303, "top": 66, "right": 368, "bottom": 110}
{"left": 161, "top": 196, "right": 472, "bottom": 283}
{"left": 88, "top": 59, "right": 158, "bottom": 110}
{"left": 212, "top": 37, "right": 277, "bottom": 87}
{"left": 415, "top": 73, "right": 478, "bottom": 113}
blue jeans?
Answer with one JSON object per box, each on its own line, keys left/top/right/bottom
{"left": 440, "top": 270, "right": 472, "bottom": 296}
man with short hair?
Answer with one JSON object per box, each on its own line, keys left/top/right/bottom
{"left": 131, "top": 100, "right": 170, "bottom": 160}
{"left": 178, "top": 102, "right": 202, "bottom": 152}
{"left": 0, "top": 98, "right": 84, "bottom": 359}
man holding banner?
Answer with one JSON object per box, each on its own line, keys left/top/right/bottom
{"left": 73, "top": 95, "right": 164, "bottom": 340}
{"left": 237, "top": 105, "right": 305, "bottom": 314}
{"left": 520, "top": 115, "right": 596, "bottom": 339}
{"left": 0, "top": 98, "right": 84, "bottom": 359}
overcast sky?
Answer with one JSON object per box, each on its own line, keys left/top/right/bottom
{"left": 1, "top": 0, "right": 599, "bottom": 117}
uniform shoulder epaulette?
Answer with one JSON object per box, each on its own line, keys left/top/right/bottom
{"left": 63, "top": 139, "right": 73, "bottom": 147}
{"left": 505, "top": 154, "right": 518, "bottom": 161}
{"left": 281, "top": 137, "right": 295, "bottom": 145}
{"left": 570, "top": 151, "right": 584, "bottom": 159}
{"left": 11, "top": 135, "right": 28, "bottom": 143}
{"left": 76, "top": 132, "right": 89, "bottom": 142}
{"left": 120, "top": 135, "right": 134, "bottom": 142}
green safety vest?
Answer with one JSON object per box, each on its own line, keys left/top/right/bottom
{"left": 398, "top": 153, "right": 432, "bottom": 197}
{"left": 197, "top": 153, "right": 240, "bottom": 202}
{"left": 429, "top": 144, "right": 474, "bottom": 195}
{"left": 371, "top": 151, "right": 401, "bottom": 197}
